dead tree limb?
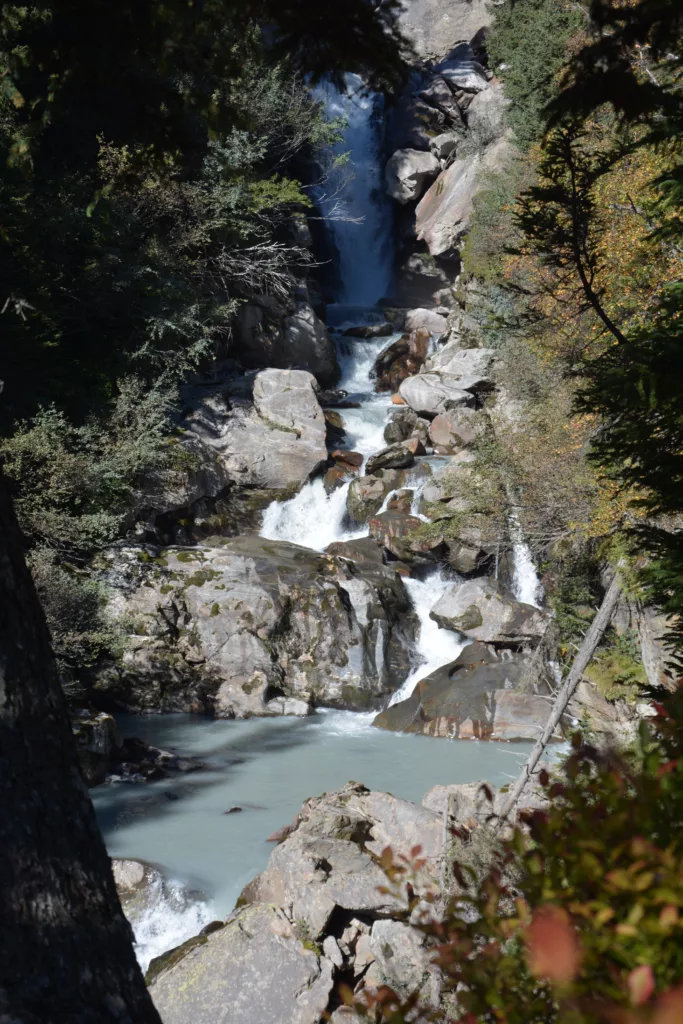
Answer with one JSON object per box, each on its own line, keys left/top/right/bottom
{"left": 497, "top": 572, "right": 622, "bottom": 827}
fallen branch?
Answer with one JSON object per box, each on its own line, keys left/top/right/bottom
{"left": 497, "top": 572, "right": 622, "bottom": 827}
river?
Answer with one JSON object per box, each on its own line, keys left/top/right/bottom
{"left": 93, "top": 77, "right": 543, "bottom": 973}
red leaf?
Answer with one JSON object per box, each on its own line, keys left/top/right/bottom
{"left": 652, "top": 985, "right": 683, "bottom": 1024}
{"left": 526, "top": 906, "right": 582, "bottom": 984}
{"left": 628, "top": 965, "right": 655, "bottom": 1006}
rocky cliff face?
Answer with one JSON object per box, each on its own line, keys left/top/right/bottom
{"left": 93, "top": 536, "right": 416, "bottom": 716}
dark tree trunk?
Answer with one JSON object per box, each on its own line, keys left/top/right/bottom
{"left": 0, "top": 474, "right": 161, "bottom": 1023}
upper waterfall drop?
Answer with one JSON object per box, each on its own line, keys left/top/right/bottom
{"left": 314, "top": 75, "right": 394, "bottom": 307}
{"left": 260, "top": 77, "right": 397, "bottom": 551}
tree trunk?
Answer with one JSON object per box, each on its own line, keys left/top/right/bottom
{"left": 498, "top": 572, "right": 622, "bottom": 826}
{"left": 0, "top": 474, "right": 161, "bottom": 1023}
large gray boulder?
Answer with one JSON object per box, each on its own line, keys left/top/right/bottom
{"left": 185, "top": 368, "right": 328, "bottom": 492}
{"left": 404, "top": 308, "right": 449, "bottom": 337}
{"left": 399, "top": 372, "right": 474, "bottom": 417}
{"left": 234, "top": 301, "right": 339, "bottom": 387}
{"left": 427, "top": 344, "right": 495, "bottom": 393}
{"left": 399, "top": 2, "right": 492, "bottom": 59}
{"left": 150, "top": 903, "right": 335, "bottom": 1024}
{"left": 151, "top": 782, "right": 446, "bottom": 1022}
{"left": 96, "top": 537, "right": 415, "bottom": 715}
{"left": 416, "top": 137, "right": 513, "bottom": 256}
{"left": 428, "top": 407, "right": 487, "bottom": 451}
{"left": 385, "top": 149, "right": 440, "bottom": 204}
{"left": 430, "top": 578, "right": 548, "bottom": 644}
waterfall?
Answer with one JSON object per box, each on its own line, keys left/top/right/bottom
{"left": 261, "top": 77, "right": 397, "bottom": 550}
{"left": 509, "top": 511, "right": 543, "bottom": 609}
{"left": 314, "top": 75, "right": 394, "bottom": 306}
{"left": 388, "top": 571, "right": 467, "bottom": 706}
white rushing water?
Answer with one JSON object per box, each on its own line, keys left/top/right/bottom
{"left": 314, "top": 75, "right": 394, "bottom": 305}
{"left": 389, "top": 571, "right": 467, "bottom": 706}
{"left": 509, "top": 512, "right": 543, "bottom": 608}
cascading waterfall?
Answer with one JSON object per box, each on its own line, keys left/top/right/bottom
{"left": 388, "top": 571, "right": 467, "bottom": 706}
{"left": 509, "top": 511, "right": 543, "bottom": 609}
{"left": 261, "top": 76, "right": 397, "bottom": 550}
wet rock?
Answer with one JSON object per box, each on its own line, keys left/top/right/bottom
{"left": 72, "top": 710, "right": 121, "bottom": 786}
{"left": 326, "top": 537, "right": 385, "bottom": 566}
{"left": 347, "top": 474, "right": 390, "bottom": 522}
{"left": 430, "top": 578, "right": 548, "bottom": 644}
{"left": 323, "top": 464, "right": 352, "bottom": 494}
{"left": 385, "top": 149, "right": 440, "bottom": 204}
{"left": 112, "top": 858, "right": 156, "bottom": 894}
{"left": 343, "top": 322, "right": 393, "bottom": 339}
{"left": 365, "top": 443, "right": 415, "bottom": 475}
{"left": 281, "top": 303, "right": 340, "bottom": 387}
{"left": 234, "top": 300, "right": 339, "bottom": 387}
{"left": 150, "top": 903, "right": 334, "bottom": 1024}
{"left": 373, "top": 329, "right": 430, "bottom": 392}
{"left": 324, "top": 408, "right": 346, "bottom": 445}
{"left": 333, "top": 450, "right": 364, "bottom": 469}
{"left": 399, "top": 372, "right": 474, "bottom": 418}
{"left": 373, "top": 642, "right": 561, "bottom": 741}
{"left": 391, "top": 394, "right": 407, "bottom": 405}
{"left": 384, "top": 407, "right": 418, "bottom": 444}
{"left": 369, "top": 510, "right": 442, "bottom": 563}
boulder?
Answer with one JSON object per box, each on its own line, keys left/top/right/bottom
{"left": 404, "top": 308, "right": 449, "bottom": 337}
{"left": 281, "top": 303, "right": 339, "bottom": 387}
{"left": 365, "top": 920, "right": 440, "bottom": 1007}
{"left": 384, "top": 407, "right": 419, "bottom": 444}
{"left": 428, "top": 344, "right": 495, "bottom": 394}
{"left": 428, "top": 407, "right": 487, "bottom": 450}
{"left": 365, "top": 443, "right": 415, "bottom": 475}
{"left": 186, "top": 368, "right": 328, "bottom": 492}
{"left": 434, "top": 47, "right": 489, "bottom": 94}
{"left": 430, "top": 131, "right": 459, "bottom": 161}
{"left": 419, "top": 78, "right": 465, "bottom": 127}
{"left": 347, "top": 474, "right": 392, "bottom": 523}
{"left": 430, "top": 578, "right": 548, "bottom": 644}
{"left": 399, "top": 2, "right": 492, "bottom": 60}
{"left": 385, "top": 149, "right": 440, "bottom": 205}
{"left": 150, "top": 903, "right": 335, "bottom": 1024}
{"left": 343, "top": 322, "right": 393, "bottom": 339}
{"left": 369, "top": 510, "right": 442, "bottom": 563}
{"left": 416, "top": 137, "right": 513, "bottom": 256}
{"left": 373, "top": 329, "right": 430, "bottom": 392}
{"left": 420, "top": 452, "right": 476, "bottom": 502}
{"left": 391, "top": 249, "right": 454, "bottom": 308}
{"left": 96, "top": 536, "right": 415, "bottom": 715}
{"left": 234, "top": 300, "right": 339, "bottom": 387}
{"left": 373, "top": 642, "right": 562, "bottom": 741}
{"left": 326, "top": 537, "right": 385, "bottom": 566}
{"left": 399, "top": 372, "right": 474, "bottom": 418}
{"left": 422, "top": 777, "right": 549, "bottom": 822}
{"left": 72, "top": 711, "right": 122, "bottom": 786}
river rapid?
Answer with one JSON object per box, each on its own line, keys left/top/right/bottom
{"left": 93, "top": 77, "right": 543, "bottom": 972}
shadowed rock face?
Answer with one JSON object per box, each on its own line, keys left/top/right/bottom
{"left": 373, "top": 641, "right": 561, "bottom": 741}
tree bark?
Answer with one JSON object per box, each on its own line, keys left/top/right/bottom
{"left": 0, "top": 473, "right": 161, "bottom": 1023}
{"left": 497, "top": 572, "right": 622, "bottom": 826}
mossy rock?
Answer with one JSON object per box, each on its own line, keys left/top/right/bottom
{"left": 146, "top": 934, "right": 208, "bottom": 985}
